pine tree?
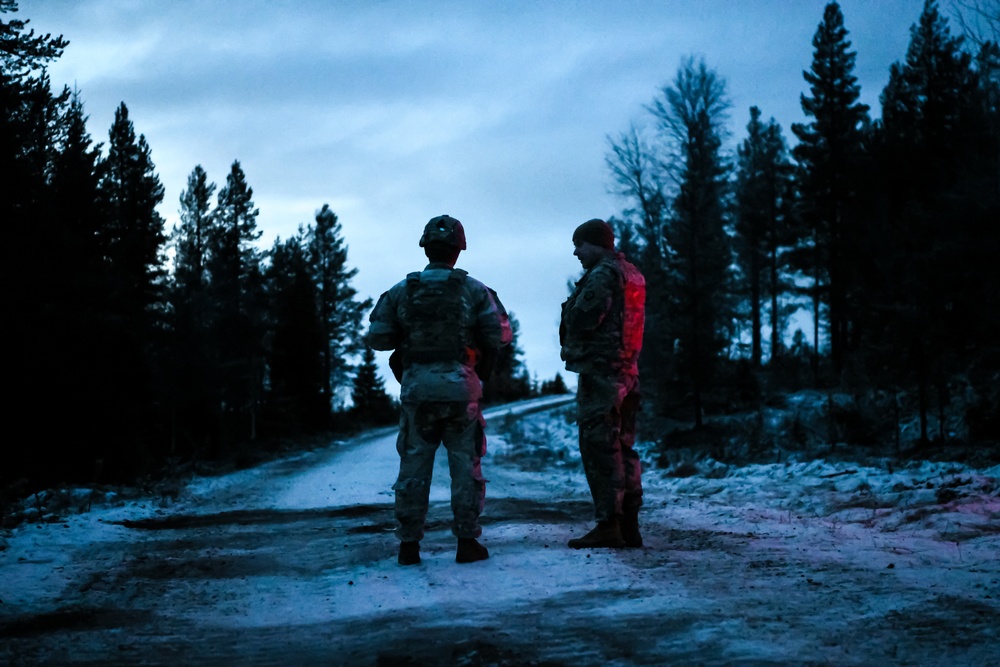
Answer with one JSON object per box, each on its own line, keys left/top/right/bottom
{"left": 306, "top": 204, "right": 370, "bottom": 415}
{"left": 174, "top": 165, "right": 215, "bottom": 297}
{"left": 101, "top": 103, "right": 168, "bottom": 331}
{"left": 209, "top": 160, "right": 261, "bottom": 303}
{"left": 50, "top": 91, "right": 105, "bottom": 265}
{"left": 482, "top": 312, "right": 531, "bottom": 404}
{"left": 48, "top": 91, "right": 110, "bottom": 420}
{"left": 968, "top": 42, "right": 1000, "bottom": 404}
{"left": 206, "top": 160, "right": 266, "bottom": 443}
{"left": 791, "top": 1, "right": 871, "bottom": 377}
{"left": 1, "top": 2, "right": 67, "bottom": 264}
{"left": 735, "top": 107, "right": 797, "bottom": 367}
{"left": 265, "top": 231, "right": 327, "bottom": 425}
{"left": 540, "top": 373, "right": 569, "bottom": 395}
{"left": 96, "top": 102, "right": 169, "bottom": 474}
{"left": 650, "top": 56, "right": 734, "bottom": 426}
{"left": 874, "top": 0, "right": 987, "bottom": 441}
{"left": 350, "top": 345, "right": 397, "bottom": 426}
{"left": 168, "top": 165, "right": 218, "bottom": 451}
{"left": 0, "top": 1, "right": 68, "bottom": 232}
{"left": 3, "top": 3, "right": 68, "bottom": 484}
{"left": 5, "top": 73, "right": 68, "bottom": 330}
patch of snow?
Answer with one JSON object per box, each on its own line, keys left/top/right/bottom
{"left": 1, "top": 399, "right": 997, "bottom": 665}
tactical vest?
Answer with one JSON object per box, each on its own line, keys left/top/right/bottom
{"left": 398, "top": 269, "right": 474, "bottom": 365}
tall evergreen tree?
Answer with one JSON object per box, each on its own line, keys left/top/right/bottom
{"left": 48, "top": 90, "right": 109, "bottom": 402}
{"left": 168, "top": 165, "right": 218, "bottom": 452}
{"left": 265, "top": 231, "right": 327, "bottom": 425}
{"left": 2, "top": 8, "right": 75, "bottom": 485}
{"left": 207, "top": 160, "right": 266, "bottom": 442}
{"left": 94, "top": 102, "right": 168, "bottom": 474}
{"left": 350, "top": 345, "right": 397, "bottom": 426}
{"left": 100, "top": 103, "right": 168, "bottom": 331}
{"left": 4, "top": 70, "right": 68, "bottom": 338}
{"left": 1, "top": 1, "right": 67, "bottom": 239}
{"left": 790, "top": 1, "right": 871, "bottom": 377}
{"left": 735, "top": 106, "right": 797, "bottom": 367}
{"left": 306, "top": 204, "right": 369, "bottom": 414}
{"left": 1, "top": 0, "right": 69, "bottom": 286}
{"left": 539, "top": 373, "right": 569, "bottom": 396}
{"left": 482, "top": 311, "right": 531, "bottom": 403}
{"left": 650, "top": 56, "right": 734, "bottom": 426}
{"left": 50, "top": 91, "right": 105, "bottom": 271}
{"left": 875, "top": 0, "right": 988, "bottom": 441}
{"left": 174, "top": 165, "right": 215, "bottom": 297}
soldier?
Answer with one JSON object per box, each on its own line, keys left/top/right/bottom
{"left": 366, "top": 215, "right": 512, "bottom": 565}
{"left": 560, "top": 218, "right": 646, "bottom": 549}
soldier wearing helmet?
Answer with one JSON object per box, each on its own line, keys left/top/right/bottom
{"left": 419, "top": 213, "right": 467, "bottom": 250}
{"left": 560, "top": 218, "right": 646, "bottom": 549}
{"left": 367, "top": 215, "right": 511, "bottom": 565}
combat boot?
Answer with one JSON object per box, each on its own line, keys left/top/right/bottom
{"left": 620, "top": 509, "right": 643, "bottom": 548}
{"left": 398, "top": 541, "right": 421, "bottom": 566}
{"left": 456, "top": 537, "right": 490, "bottom": 563}
{"left": 567, "top": 519, "right": 626, "bottom": 549}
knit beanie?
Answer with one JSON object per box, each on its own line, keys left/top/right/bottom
{"left": 572, "top": 218, "right": 615, "bottom": 250}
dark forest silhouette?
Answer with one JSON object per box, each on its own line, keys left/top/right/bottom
{"left": 606, "top": 1, "right": 999, "bottom": 461}
{"left": 3, "top": 0, "right": 998, "bottom": 501}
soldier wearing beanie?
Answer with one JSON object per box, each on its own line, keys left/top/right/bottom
{"left": 367, "top": 215, "right": 512, "bottom": 565}
{"left": 560, "top": 218, "right": 646, "bottom": 549}
{"left": 571, "top": 218, "right": 616, "bottom": 250}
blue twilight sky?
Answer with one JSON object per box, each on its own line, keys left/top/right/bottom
{"left": 17, "top": 0, "right": 933, "bottom": 388}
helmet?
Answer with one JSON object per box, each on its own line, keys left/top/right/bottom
{"left": 419, "top": 214, "right": 467, "bottom": 250}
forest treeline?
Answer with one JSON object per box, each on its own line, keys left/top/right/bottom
{"left": 3, "top": 1, "right": 999, "bottom": 496}
{"left": 604, "top": 1, "right": 999, "bottom": 456}
{"left": 2, "top": 2, "right": 543, "bottom": 494}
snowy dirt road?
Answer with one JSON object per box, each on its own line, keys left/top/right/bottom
{"left": 1, "top": 396, "right": 998, "bottom": 666}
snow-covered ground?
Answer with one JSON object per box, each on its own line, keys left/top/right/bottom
{"left": 1, "top": 395, "right": 997, "bottom": 666}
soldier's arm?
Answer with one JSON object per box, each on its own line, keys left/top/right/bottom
{"left": 564, "top": 266, "right": 615, "bottom": 333}
{"left": 474, "top": 284, "right": 513, "bottom": 349}
{"left": 365, "top": 289, "right": 403, "bottom": 350}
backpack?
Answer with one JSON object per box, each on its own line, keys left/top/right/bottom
{"left": 398, "top": 269, "right": 474, "bottom": 364}
{"left": 618, "top": 259, "right": 645, "bottom": 363}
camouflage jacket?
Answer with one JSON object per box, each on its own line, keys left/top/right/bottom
{"left": 366, "top": 262, "right": 512, "bottom": 402}
{"left": 560, "top": 252, "right": 645, "bottom": 376}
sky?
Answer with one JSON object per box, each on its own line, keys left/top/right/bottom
{"left": 2, "top": 395, "right": 998, "bottom": 663}
{"left": 16, "top": 0, "right": 934, "bottom": 388}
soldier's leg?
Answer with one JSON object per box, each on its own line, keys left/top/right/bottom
{"left": 620, "top": 375, "right": 643, "bottom": 508}
{"left": 441, "top": 401, "right": 486, "bottom": 539}
{"left": 576, "top": 373, "right": 626, "bottom": 523}
{"left": 618, "top": 375, "right": 644, "bottom": 547}
{"left": 392, "top": 402, "right": 443, "bottom": 543}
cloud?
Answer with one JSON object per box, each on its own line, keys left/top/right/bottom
{"left": 22, "top": 0, "right": 928, "bottom": 385}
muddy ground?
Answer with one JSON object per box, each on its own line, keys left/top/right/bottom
{"left": 1, "top": 401, "right": 997, "bottom": 666}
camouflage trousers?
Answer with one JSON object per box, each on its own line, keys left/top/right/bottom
{"left": 393, "top": 401, "right": 487, "bottom": 542}
{"left": 576, "top": 372, "right": 643, "bottom": 523}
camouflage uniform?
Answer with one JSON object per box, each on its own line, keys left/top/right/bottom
{"left": 367, "top": 262, "right": 511, "bottom": 543}
{"left": 560, "top": 251, "right": 645, "bottom": 524}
